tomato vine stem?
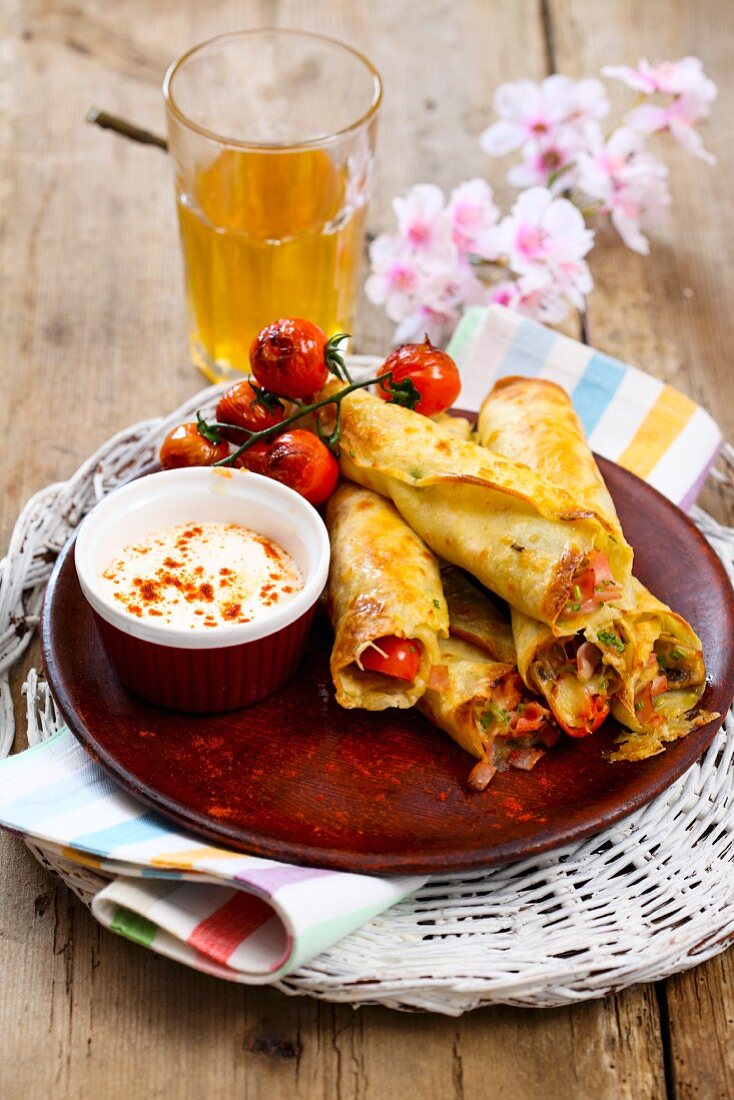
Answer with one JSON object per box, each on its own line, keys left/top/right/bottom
{"left": 204, "top": 370, "right": 418, "bottom": 467}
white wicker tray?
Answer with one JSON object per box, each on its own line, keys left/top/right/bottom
{"left": 4, "top": 381, "right": 734, "bottom": 1015}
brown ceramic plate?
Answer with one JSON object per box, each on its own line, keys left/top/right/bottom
{"left": 41, "top": 456, "right": 734, "bottom": 875}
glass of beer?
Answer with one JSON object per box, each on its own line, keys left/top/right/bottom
{"left": 163, "top": 30, "right": 382, "bottom": 382}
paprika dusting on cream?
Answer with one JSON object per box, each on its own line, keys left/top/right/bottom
{"left": 100, "top": 521, "right": 303, "bottom": 630}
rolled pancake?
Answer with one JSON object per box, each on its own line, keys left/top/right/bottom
{"left": 418, "top": 636, "right": 558, "bottom": 789}
{"left": 326, "top": 482, "right": 448, "bottom": 710}
{"left": 477, "top": 376, "right": 630, "bottom": 735}
{"left": 320, "top": 380, "right": 633, "bottom": 630}
{"left": 478, "top": 377, "right": 714, "bottom": 749}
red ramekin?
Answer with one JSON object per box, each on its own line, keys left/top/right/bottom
{"left": 74, "top": 467, "right": 330, "bottom": 712}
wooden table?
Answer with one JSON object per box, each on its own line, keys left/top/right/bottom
{"left": 1, "top": 2, "right": 732, "bottom": 1097}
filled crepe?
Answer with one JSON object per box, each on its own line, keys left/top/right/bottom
{"left": 418, "top": 606, "right": 559, "bottom": 790}
{"left": 326, "top": 482, "right": 449, "bottom": 709}
{"left": 425, "top": 565, "right": 559, "bottom": 790}
{"left": 609, "top": 578, "right": 716, "bottom": 760}
{"left": 320, "top": 380, "right": 632, "bottom": 631}
{"left": 477, "top": 376, "right": 715, "bottom": 751}
{"left": 476, "top": 376, "right": 631, "bottom": 735}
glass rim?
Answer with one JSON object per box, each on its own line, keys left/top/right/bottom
{"left": 163, "top": 28, "right": 382, "bottom": 151}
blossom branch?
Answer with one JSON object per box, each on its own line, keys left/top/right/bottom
{"left": 365, "top": 56, "right": 716, "bottom": 344}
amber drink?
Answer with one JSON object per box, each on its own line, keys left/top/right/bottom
{"left": 164, "top": 30, "right": 381, "bottom": 381}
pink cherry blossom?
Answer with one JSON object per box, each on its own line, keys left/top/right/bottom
{"left": 489, "top": 275, "right": 569, "bottom": 324}
{"left": 393, "top": 305, "right": 455, "bottom": 347}
{"left": 479, "top": 76, "right": 572, "bottom": 155}
{"left": 480, "top": 75, "right": 609, "bottom": 158}
{"left": 565, "top": 79, "right": 611, "bottom": 127}
{"left": 491, "top": 187, "right": 594, "bottom": 308}
{"left": 602, "top": 56, "right": 715, "bottom": 98}
{"left": 506, "top": 124, "right": 600, "bottom": 191}
{"left": 364, "top": 236, "right": 425, "bottom": 323}
{"left": 626, "top": 93, "right": 716, "bottom": 164}
{"left": 392, "top": 183, "right": 454, "bottom": 260}
{"left": 576, "top": 127, "right": 670, "bottom": 254}
{"left": 365, "top": 194, "right": 491, "bottom": 345}
{"left": 393, "top": 266, "right": 488, "bottom": 345}
{"left": 446, "top": 179, "right": 500, "bottom": 255}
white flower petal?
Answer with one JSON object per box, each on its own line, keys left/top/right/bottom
{"left": 625, "top": 103, "right": 669, "bottom": 134}
{"left": 511, "top": 185, "right": 554, "bottom": 221}
{"left": 668, "top": 119, "right": 717, "bottom": 164}
{"left": 611, "top": 207, "right": 650, "bottom": 254}
{"left": 479, "top": 120, "right": 527, "bottom": 156}
{"left": 494, "top": 80, "right": 541, "bottom": 123}
{"left": 601, "top": 64, "right": 655, "bottom": 93}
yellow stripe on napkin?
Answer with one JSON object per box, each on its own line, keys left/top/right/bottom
{"left": 150, "top": 846, "right": 245, "bottom": 870}
{"left": 617, "top": 386, "right": 697, "bottom": 480}
{"left": 61, "top": 845, "right": 104, "bottom": 869}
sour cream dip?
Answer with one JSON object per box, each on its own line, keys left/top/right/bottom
{"left": 100, "top": 521, "right": 304, "bottom": 630}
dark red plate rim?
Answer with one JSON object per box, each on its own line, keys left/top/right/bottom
{"left": 40, "top": 454, "right": 734, "bottom": 875}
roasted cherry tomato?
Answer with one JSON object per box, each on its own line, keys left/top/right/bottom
{"left": 360, "top": 636, "right": 422, "bottom": 682}
{"left": 215, "top": 380, "right": 285, "bottom": 444}
{"left": 557, "top": 694, "right": 610, "bottom": 739}
{"left": 377, "top": 337, "right": 461, "bottom": 417}
{"left": 159, "top": 423, "right": 229, "bottom": 470}
{"left": 261, "top": 429, "right": 339, "bottom": 506}
{"left": 249, "top": 318, "right": 330, "bottom": 400}
{"left": 233, "top": 440, "right": 274, "bottom": 477}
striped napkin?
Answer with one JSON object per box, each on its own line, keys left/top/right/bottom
{"left": 448, "top": 305, "right": 721, "bottom": 511}
{"left": 0, "top": 305, "right": 722, "bottom": 983}
{"left": 0, "top": 731, "right": 423, "bottom": 982}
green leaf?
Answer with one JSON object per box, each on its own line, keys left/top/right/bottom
{"left": 379, "top": 374, "right": 421, "bottom": 410}
{"left": 249, "top": 382, "right": 284, "bottom": 415}
{"left": 325, "top": 333, "right": 352, "bottom": 383}
{"left": 196, "top": 411, "right": 223, "bottom": 445}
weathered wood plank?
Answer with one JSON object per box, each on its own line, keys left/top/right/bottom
{"left": 663, "top": 957, "right": 734, "bottom": 1100}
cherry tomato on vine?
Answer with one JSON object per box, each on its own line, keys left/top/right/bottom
{"left": 249, "top": 318, "right": 334, "bottom": 400}
{"left": 159, "top": 423, "right": 229, "bottom": 470}
{"left": 360, "top": 636, "right": 423, "bottom": 682}
{"left": 261, "top": 430, "right": 339, "bottom": 506}
{"left": 377, "top": 338, "right": 461, "bottom": 417}
{"left": 233, "top": 440, "right": 274, "bottom": 477}
{"left": 215, "top": 380, "right": 285, "bottom": 444}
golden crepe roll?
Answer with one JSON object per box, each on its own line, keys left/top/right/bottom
{"left": 477, "top": 376, "right": 714, "bottom": 750}
{"left": 478, "top": 376, "right": 622, "bottom": 532}
{"left": 319, "top": 380, "right": 633, "bottom": 632}
{"left": 326, "top": 483, "right": 449, "bottom": 710}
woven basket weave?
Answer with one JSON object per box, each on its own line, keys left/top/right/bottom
{"left": 4, "top": 375, "right": 734, "bottom": 1015}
